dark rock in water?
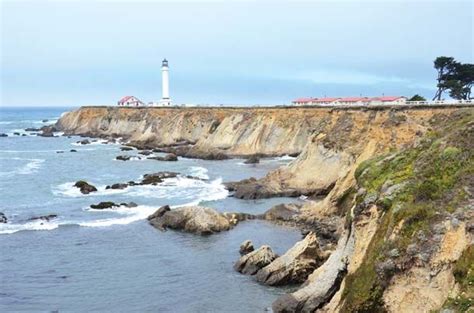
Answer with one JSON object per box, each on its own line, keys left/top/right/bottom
{"left": 56, "top": 151, "right": 65, "bottom": 153}
{"left": 148, "top": 206, "right": 233, "bottom": 235}
{"left": 120, "top": 146, "right": 134, "bottom": 151}
{"left": 42, "top": 119, "right": 49, "bottom": 123}
{"left": 244, "top": 155, "right": 260, "bottom": 164}
{"left": 39, "top": 125, "right": 57, "bottom": 137}
{"left": 0, "top": 212, "right": 7, "bottom": 223}
{"left": 28, "top": 214, "right": 58, "bottom": 222}
{"left": 288, "top": 152, "right": 300, "bottom": 157}
{"left": 141, "top": 172, "right": 178, "bottom": 185}
{"left": 239, "top": 240, "right": 255, "bottom": 256}
{"left": 74, "top": 181, "right": 98, "bottom": 194}
{"left": 224, "top": 178, "right": 302, "bottom": 200}
{"left": 116, "top": 155, "right": 134, "bottom": 161}
{"left": 25, "top": 127, "right": 40, "bottom": 132}
{"left": 234, "top": 245, "right": 277, "bottom": 275}
{"left": 0, "top": 133, "right": 8, "bottom": 137}
{"left": 138, "top": 150, "right": 153, "bottom": 156}
{"left": 262, "top": 203, "right": 302, "bottom": 222}
{"left": 147, "top": 153, "right": 178, "bottom": 162}
{"left": 21, "top": 134, "right": 27, "bottom": 136}
{"left": 70, "top": 149, "right": 77, "bottom": 152}
{"left": 77, "top": 139, "right": 91, "bottom": 145}
{"left": 106, "top": 183, "right": 128, "bottom": 190}
{"left": 13, "top": 132, "right": 21, "bottom": 136}
{"left": 90, "top": 202, "right": 119, "bottom": 209}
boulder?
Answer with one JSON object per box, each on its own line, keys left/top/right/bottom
{"left": 56, "top": 151, "right": 64, "bottom": 153}
{"left": 116, "top": 155, "right": 133, "bottom": 161}
{"left": 90, "top": 202, "right": 119, "bottom": 209}
{"left": 13, "top": 132, "right": 21, "bottom": 136}
{"left": 0, "top": 133, "right": 8, "bottom": 137}
{"left": 42, "top": 119, "right": 49, "bottom": 123}
{"left": 141, "top": 172, "right": 178, "bottom": 185}
{"left": 77, "top": 139, "right": 91, "bottom": 145}
{"left": 28, "top": 214, "right": 58, "bottom": 222}
{"left": 148, "top": 206, "right": 233, "bottom": 235}
{"left": 120, "top": 146, "right": 134, "bottom": 151}
{"left": 244, "top": 154, "right": 260, "bottom": 164}
{"left": 70, "top": 149, "right": 77, "bottom": 152}
{"left": 255, "top": 232, "right": 325, "bottom": 286}
{"left": 138, "top": 150, "right": 153, "bottom": 156}
{"left": 234, "top": 245, "right": 277, "bottom": 275}
{"left": 0, "top": 212, "right": 7, "bottom": 223}
{"left": 74, "top": 181, "right": 97, "bottom": 194}
{"left": 21, "top": 134, "right": 27, "bottom": 136}
{"left": 147, "top": 153, "right": 178, "bottom": 162}
{"left": 120, "top": 202, "right": 138, "bottom": 208}
{"left": 39, "top": 125, "right": 57, "bottom": 137}
{"left": 106, "top": 183, "right": 128, "bottom": 190}
{"left": 239, "top": 240, "right": 255, "bottom": 255}
{"left": 147, "top": 205, "right": 171, "bottom": 222}
{"left": 262, "top": 203, "right": 302, "bottom": 222}
{"left": 25, "top": 127, "right": 40, "bottom": 132}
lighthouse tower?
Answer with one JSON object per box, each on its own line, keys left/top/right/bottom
{"left": 159, "top": 58, "right": 172, "bottom": 106}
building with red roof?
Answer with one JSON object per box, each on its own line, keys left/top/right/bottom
{"left": 117, "top": 96, "right": 145, "bottom": 106}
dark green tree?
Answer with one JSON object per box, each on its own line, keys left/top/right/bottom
{"left": 433, "top": 56, "right": 457, "bottom": 100}
{"left": 408, "top": 94, "right": 426, "bottom": 101}
{"left": 433, "top": 57, "right": 474, "bottom": 100}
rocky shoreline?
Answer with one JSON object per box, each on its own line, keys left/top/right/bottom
{"left": 51, "top": 106, "right": 474, "bottom": 312}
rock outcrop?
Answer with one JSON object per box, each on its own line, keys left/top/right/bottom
{"left": 0, "top": 212, "right": 7, "bottom": 223}
{"left": 256, "top": 232, "right": 326, "bottom": 286}
{"left": 239, "top": 240, "right": 254, "bottom": 255}
{"left": 147, "top": 206, "right": 234, "bottom": 235}
{"left": 74, "top": 181, "right": 97, "bottom": 194}
{"left": 234, "top": 245, "right": 277, "bottom": 275}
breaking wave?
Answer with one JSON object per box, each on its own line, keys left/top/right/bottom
{"left": 0, "top": 157, "right": 44, "bottom": 176}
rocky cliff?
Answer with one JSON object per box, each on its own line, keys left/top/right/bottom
{"left": 57, "top": 105, "right": 473, "bottom": 312}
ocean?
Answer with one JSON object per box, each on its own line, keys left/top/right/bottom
{"left": 0, "top": 107, "right": 301, "bottom": 312}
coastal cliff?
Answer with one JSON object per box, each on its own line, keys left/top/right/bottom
{"left": 56, "top": 106, "right": 473, "bottom": 312}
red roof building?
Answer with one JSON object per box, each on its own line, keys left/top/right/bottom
{"left": 117, "top": 96, "right": 145, "bottom": 106}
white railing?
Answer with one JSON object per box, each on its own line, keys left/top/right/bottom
{"left": 293, "top": 99, "right": 473, "bottom": 107}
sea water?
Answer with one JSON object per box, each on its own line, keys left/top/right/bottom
{"left": 0, "top": 107, "right": 302, "bottom": 312}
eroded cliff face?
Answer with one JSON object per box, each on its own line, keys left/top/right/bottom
{"left": 57, "top": 106, "right": 473, "bottom": 312}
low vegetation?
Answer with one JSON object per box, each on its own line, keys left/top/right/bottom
{"left": 340, "top": 109, "right": 474, "bottom": 312}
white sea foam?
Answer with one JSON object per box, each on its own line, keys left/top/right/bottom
{"left": 79, "top": 205, "right": 158, "bottom": 228}
{"left": 275, "top": 155, "right": 297, "bottom": 161}
{"left": 188, "top": 166, "right": 210, "bottom": 180}
{"left": 0, "top": 157, "right": 44, "bottom": 176}
{"left": 0, "top": 219, "right": 60, "bottom": 235}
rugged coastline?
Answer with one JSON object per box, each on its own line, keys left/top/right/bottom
{"left": 55, "top": 105, "right": 473, "bottom": 312}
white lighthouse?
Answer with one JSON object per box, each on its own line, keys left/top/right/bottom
{"left": 159, "top": 58, "right": 172, "bottom": 106}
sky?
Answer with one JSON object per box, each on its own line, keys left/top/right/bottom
{"left": 1, "top": 0, "right": 473, "bottom": 107}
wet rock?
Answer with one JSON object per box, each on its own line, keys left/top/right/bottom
{"left": 138, "top": 150, "right": 153, "bottom": 156}
{"left": 120, "top": 146, "right": 134, "bottom": 151}
{"left": 234, "top": 245, "right": 277, "bottom": 275}
{"left": 25, "top": 127, "right": 40, "bottom": 132}
{"left": 13, "top": 132, "right": 21, "bottom": 136}
{"left": 28, "top": 214, "right": 58, "bottom": 222}
{"left": 105, "top": 183, "right": 128, "bottom": 190}
{"left": 70, "top": 149, "right": 77, "bottom": 152}
{"left": 77, "top": 139, "right": 91, "bottom": 145}
{"left": 256, "top": 232, "right": 325, "bottom": 286}
{"left": 90, "top": 202, "right": 119, "bottom": 209}
{"left": 262, "top": 203, "right": 302, "bottom": 222}
{"left": 116, "top": 155, "right": 134, "bottom": 161}
{"left": 0, "top": 133, "right": 8, "bottom": 137}
{"left": 222, "top": 212, "right": 256, "bottom": 226}
{"left": 141, "top": 172, "right": 178, "bottom": 185}
{"left": 0, "top": 212, "right": 7, "bottom": 223}
{"left": 148, "top": 206, "right": 233, "bottom": 235}
{"left": 147, "top": 153, "right": 178, "bottom": 162}
{"left": 239, "top": 240, "right": 255, "bottom": 256}
{"left": 120, "top": 202, "right": 138, "bottom": 208}
{"left": 74, "top": 181, "right": 97, "bottom": 194}
{"left": 224, "top": 178, "right": 304, "bottom": 200}
{"left": 42, "top": 119, "right": 49, "bottom": 123}
{"left": 21, "top": 134, "right": 27, "bottom": 136}
{"left": 244, "top": 155, "right": 260, "bottom": 164}
{"left": 39, "top": 125, "right": 57, "bottom": 137}
{"left": 56, "top": 151, "right": 64, "bottom": 153}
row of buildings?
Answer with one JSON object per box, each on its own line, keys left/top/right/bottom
{"left": 292, "top": 96, "right": 407, "bottom": 106}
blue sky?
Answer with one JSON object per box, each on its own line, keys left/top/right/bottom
{"left": 1, "top": 0, "right": 473, "bottom": 106}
